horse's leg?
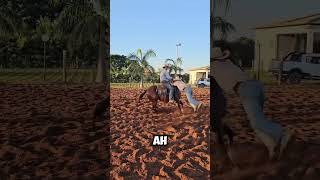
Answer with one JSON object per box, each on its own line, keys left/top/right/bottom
{"left": 177, "top": 101, "right": 183, "bottom": 113}
{"left": 211, "top": 76, "right": 227, "bottom": 145}
{"left": 223, "top": 124, "right": 234, "bottom": 144}
{"left": 138, "top": 90, "right": 147, "bottom": 103}
{"left": 180, "top": 100, "right": 183, "bottom": 108}
{"left": 152, "top": 100, "right": 158, "bottom": 112}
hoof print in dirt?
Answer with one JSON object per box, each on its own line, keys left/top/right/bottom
{"left": 46, "top": 126, "right": 65, "bottom": 137}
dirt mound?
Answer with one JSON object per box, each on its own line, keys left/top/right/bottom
{"left": 110, "top": 87, "right": 210, "bottom": 179}
{"left": 0, "top": 84, "right": 109, "bottom": 179}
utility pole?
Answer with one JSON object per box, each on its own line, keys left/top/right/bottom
{"left": 176, "top": 43, "right": 181, "bottom": 59}
{"left": 41, "top": 34, "right": 49, "bottom": 81}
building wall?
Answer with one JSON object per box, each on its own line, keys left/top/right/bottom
{"left": 189, "top": 69, "right": 209, "bottom": 85}
{"left": 254, "top": 25, "right": 320, "bottom": 71}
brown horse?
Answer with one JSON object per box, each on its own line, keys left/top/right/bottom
{"left": 138, "top": 85, "right": 183, "bottom": 112}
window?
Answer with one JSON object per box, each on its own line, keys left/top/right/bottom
{"left": 311, "top": 57, "right": 320, "bottom": 64}
{"left": 306, "top": 56, "right": 312, "bottom": 63}
{"left": 313, "top": 33, "right": 320, "bottom": 53}
{"left": 289, "top": 54, "right": 302, "bottom": 62}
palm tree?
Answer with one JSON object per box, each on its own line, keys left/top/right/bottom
{"left": 213, "top": 16, "right": 235, "bottom": 40}
{"left": 55, "top": 0, "right": 109, "bottom": 84}
{"left": 165, "top": 57, "right": 183, "bottom": 75}
{"left": 125, "top": 61, "right": 143, "bottom": 86}
{"left": 0, "top": 8, "right": 15, "bottom": 40}
{"left": 128, "top": 49, "right": 156, "bottom": 88}
{"left": 0, "top": 7, "right": 33, "bottom": 68}
{"left": 211, "top": 0, "right": 234, "bottom": 43}
{"left": 213, "top": 0, "right": 231, "bottom": 13}
{"left": 0, "top": 7, "right": 32, "bottom": 47}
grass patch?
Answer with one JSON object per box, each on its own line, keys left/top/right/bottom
{"left": 111, "top": 83, "right": 158, "bottom": 88}
{"left": 0, "top": 68, "right": 97, "bottom": 83}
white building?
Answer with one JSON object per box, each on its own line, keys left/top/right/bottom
{"left": 188, "top": 65, "right": 210, "bottom": 85}
{"left": 254, "top": 13, "right": 320, "bottom": 71}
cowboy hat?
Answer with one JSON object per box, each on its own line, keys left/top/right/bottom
{"left": 211, "top": 47, "right": 231, "bottom": 60}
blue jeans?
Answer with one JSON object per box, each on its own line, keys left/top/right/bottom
{"left": 184, "top": 86, "right": 199, "bottom": 108}
{"left": 162, "top": 82, "right": 174, "bottom": 100}
{"left": 238, "top": 80, "right": 283, "bottom": 150}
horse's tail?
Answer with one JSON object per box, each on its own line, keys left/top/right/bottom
{"left": 138, "top": 90, "right": 147, "bottom": 102}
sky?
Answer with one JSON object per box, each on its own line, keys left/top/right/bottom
{"left": 218, "top": 0, "right": 320, "bottom": 40}
{"left": 110, "top": 0, "right": 210, "bottom": 73}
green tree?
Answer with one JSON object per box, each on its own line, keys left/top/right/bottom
{"left": 55, "top": 0, "right": 109, "bottom": 84}
{"left": 0, "top": 6, "right": 34, "bottom": 68}
{"left": 128, "top": 49, "right": 156, "bottom": 88}
{"left": 0, "top": 1, "right": 69, "bottom": 68}
{"left": 110, "top": 54, "right": 131, "bottom": 83}
{"left": 165, "top": 57, "right": 183, "bottom": 75}
{"left": 213, "top": 16, "right": 235, "bottom": 40}
{"left": 181, "top": 73, "right": 190, "bottom": 83}
{"left": 213, "top": 0, "right": 231, "bottom": 13}
{"left": 211, "top": 0, "right": 234, "bottom": 43}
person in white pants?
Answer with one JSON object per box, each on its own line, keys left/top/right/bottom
{"left": 172, "top": 75, "right": 203, "bottom": 112}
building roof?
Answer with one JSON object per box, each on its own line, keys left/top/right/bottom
{"left": 255, "top": 13, "right": 320, "bottom": 29}
{"left": 189, "top": 65, "right": 210, "bottom": 71}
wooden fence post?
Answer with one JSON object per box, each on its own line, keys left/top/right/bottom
{"left": 278, "top": 61, "right": 283, "bottom": 85}
{"left": 63, "top": 50, "right": 67, "bottom": 82}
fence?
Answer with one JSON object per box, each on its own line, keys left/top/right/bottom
{"left": 111, "top": 83, "right": 158, "bottom": 88}
{"left": 0, "top": 68, "right": 99, "bottom": 84}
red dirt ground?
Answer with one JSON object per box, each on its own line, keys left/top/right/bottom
{"left": 0, "top": 84, "right": 109, "bottom": 179}
{"left": 110, "top": 87, "right": 210, "bottom": 179}
{"left": 212, "top": 84, "right": 320, "bottom": 180}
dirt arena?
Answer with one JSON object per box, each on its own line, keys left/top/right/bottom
{"left": 1, "top": 83, "right": 319, "bottom": 179}
{"left": 0, "top": 84, "right": 109, "bottom": 179}
{"left": 110, "top": 87, "right": 210, "bottom": 179}
{"left": 212, "top": 84, "right": 320, "bottom": 180}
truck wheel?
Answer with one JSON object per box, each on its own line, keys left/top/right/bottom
{"left": 288, "top": 71, "right": 302, "bottom": 84}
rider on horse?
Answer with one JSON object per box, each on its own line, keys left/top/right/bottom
{"left": 160, "top": 63, "right": 174, "bottom": 103}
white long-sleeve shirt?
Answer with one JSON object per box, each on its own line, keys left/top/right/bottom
{"left": 211, "top": 59, "right": 251, "bottom": 94}
{"left": 160, "top": 69, "right": 172, "bottom": 82}
{"left": 172, "top": 80, "right": 187, "bottom": 91}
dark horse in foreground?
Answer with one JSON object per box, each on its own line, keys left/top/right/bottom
{"left": 138, "top": 85, "right": 183, "bottom": 112}
{"left": 211, "top": 76, "right": 235, "bottom": 145}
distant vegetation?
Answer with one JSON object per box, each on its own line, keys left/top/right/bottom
{"left": 0, "top": 0, "right": 109, "bottom": 83}
{"left": 111, "top": 51, "right": 190, "bottom": 87}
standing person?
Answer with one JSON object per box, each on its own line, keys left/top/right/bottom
{"left": 172, "top": 75, "right": 203, "bottom": 112}
{"left": 160, "top": 64, "right": 174, "bottom": 103}
{"left": 211, "top": 47, "right": 293, "bottom": 160}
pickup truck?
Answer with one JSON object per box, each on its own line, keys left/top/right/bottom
{"left": 197, "top": 78, "right": 210, "bottom": 88}
{"left": 270, "top": 52, "right": 320, "bottom": 84}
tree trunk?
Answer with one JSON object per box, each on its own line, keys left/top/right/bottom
{"left": 140, "top": 75, "right": 144, "bottom": 88}
{"left": 95, "top": 7, "right": 109, "bottom": 84}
